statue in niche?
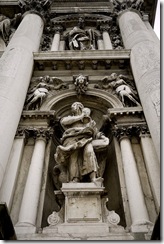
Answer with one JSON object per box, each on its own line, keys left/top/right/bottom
{"left": 54, "top": 102, "right": 109, "bottom": 186}
{"left": 73, "top": 74, "right": 88, "bottom": 95}
{"left": 25, "top": 75, "right": 68, "bottom": 110}
{"left": 68, "top": 26, "right": 96, "bottom": 50}
{"left": 97, "top": 73, "right": 140, "bottom": 107}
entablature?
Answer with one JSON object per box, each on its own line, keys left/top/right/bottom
{"left": 33, "top": 49, "right": 130, "bottom": 71}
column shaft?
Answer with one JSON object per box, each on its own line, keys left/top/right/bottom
{"left": 51, "top": 33, "right": 60, "bottom": 51}
{"left": 102, "top": 31, "right": 113, "bottom": 49}
{"left": 140, "top": 136, "right": 160, "bottom": 209}
{"left": 97, "top": 39, "right": 104, "bottom": 50}
{"left": 120, "top": 137, "right": 150, "bottom": 227}
{"left": 0, "top": 13, "right": 44, "bottom": 187}
{"left": 118, "top": 10, "right": 160, "bottom": 161}
{"left": 17, "top": 138, "right": 46, "bottom": 228}
{"left": 0, "top": 137, "right": 24, "bottom": 210}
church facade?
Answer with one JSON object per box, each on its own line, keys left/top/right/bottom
{"left": 0, "top": 0, "right": 160, "bottom": 240}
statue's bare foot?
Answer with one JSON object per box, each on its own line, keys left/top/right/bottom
{"left": 71, "top": 177, "right": 80, "bottom": 183}
{"left": 92, "top": 177, "right": 104, "bottom": 186}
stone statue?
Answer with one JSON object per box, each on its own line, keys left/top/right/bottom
{"left": 25, "top": 75, "right": 67, "bottom": 110}
{"left": 68, "top": 26, "right": 96, "bottom": 50}
{"left": 0, "top": 14, "right": 21, "bottom": 43}
{"left": 100, "top": 73, "right": 141, "bottom": 107}
{"left": 54, "top": 102, "right": 109, "bottom": 185}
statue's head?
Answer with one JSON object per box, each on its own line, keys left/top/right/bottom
{"left": 71, "top": 102, "right": 84, "bottom": 115}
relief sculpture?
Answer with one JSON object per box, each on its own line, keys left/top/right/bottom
{"left": 25, "top": 75, "right": 68, "bottom": 110}
{"left": 53, "top": 102, "right": 109, "bottom": 187}
{"left": 96, "top": 73, "right": 141, "bottom": 107}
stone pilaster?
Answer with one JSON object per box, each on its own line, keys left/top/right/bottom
{"left": 118, "top": 10, "right": 160, "bottom": 161}
{"left": 140, "top": 131, "right": 160, "bottom": 210}
{"left": 0, "top": 128, "right": 28, "bottom": 211}
{"left": 0, "top": 13, "right": 44, "bottom": 188}
{"left": 114, "top": 127, "right": 153, "bottom": 232}
{"left": 15, "top": 128, "right": 50, "bottom": 234}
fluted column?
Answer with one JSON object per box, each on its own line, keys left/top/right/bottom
{"left": 0, "top": 13, "right": 44, "bottom": 188}
{"left": 115, "top": 128, "right": 152, "bottom": 232}
{"left": 15, "top": 129, "right": 48, "bottom": 233}
{"left": 140, "top": 132, "right": 160, "bottom": 210}
{"left": 0, "top": 128, "right": 27, "bottom": 211}
{"left": 51, "top": 26, "right": 63, "bottom": 51}
{"left": 118, "top": 10, "right": 160, "bottom": 161}
{"left": 100, "top": 24, "right": 113, "bottom": 50}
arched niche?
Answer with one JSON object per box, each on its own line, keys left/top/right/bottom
{"left": 40, "top": 89, "right": 126, "bottom": 228}
{"left": 41, "top": 89, "right": 123, "bottom": 129}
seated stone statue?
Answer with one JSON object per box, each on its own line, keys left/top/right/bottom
{"left": 54, "top": 102, "right": 109, "bottom": 185}
{"left": 68, "top": 26, "right": 96, "bottom": 50}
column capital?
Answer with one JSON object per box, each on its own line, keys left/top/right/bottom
{"left": 99, "top": 24, "right": 111, "bottom": 33}
{"left": 18, "top": 0, "right": 53, "bottom": 23}
{"left": 112, "top": 0, "right": 144, "bottom": 16}
{"left": 113, "top": 125, "right": 141, "bottom": 141}
{"left": 34, "top": 127, "right": 53, "bottom": 142}
{"left": 15, "top": 127, "right": 30, "bottom": 144}
{"left": 53, "top": 25, "right": 64, "bottom": 34}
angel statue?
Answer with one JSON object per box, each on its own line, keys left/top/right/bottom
{"left": 53, "top": 102, "right": 109, "bottom": 188}
{"left": 100, "top": 73, "right": 141, "bottom": 107}
{"left": 25, "top": 75, "right": 68, "bottom": 110}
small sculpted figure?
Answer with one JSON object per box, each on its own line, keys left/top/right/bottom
{"left": 26, "top": 75, "right": 67, "bottom": 110}
{"left": 100, "top": 73, "right": 140, "bottom": 107}
{"left": 68, "top": 26, "right": 96, "bottom": 50}
{"left": 54, "top": 102, "right": 109, "bottom": 184}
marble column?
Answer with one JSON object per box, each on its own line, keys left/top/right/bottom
{"left": 142, "top": 15, "right": 160, "bottom": 44}
{"left": 97, "top": 37, "right": 104, "bottom": 50}
{"left": 140, "top": 134, "right": 160, "bottom": 210}
{"left": 51, "top": 26, "right": 63, "bottom": 51}
{"left": 0, "top": 13, "right": 44, "bottom": 188}
{"left": 15, "top": 130, "right": 47, "bottom": 233}
{"left": 100, "top": 24, "right": 113, "bottom": 50}
{"left": 119, "top": 133, "right": 152, "bottom": 232}
{"left": 0, "top": 129, "right": 26, "bottom": 211}
{"left": 118, "top": 10, "right": 160, "bottom": 161}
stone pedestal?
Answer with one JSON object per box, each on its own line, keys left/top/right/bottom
{"left": 43, "top": 182, "right": 122, "bottom": 235}
{"left": 62, "top": 183, "right": 104, "bottom": 224}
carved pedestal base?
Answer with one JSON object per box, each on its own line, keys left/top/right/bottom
{"left": 44, "top": 182, "right": 121, "bottom": 235}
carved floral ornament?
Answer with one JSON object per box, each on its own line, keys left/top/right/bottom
{"left": 15, "top": 126, "right": 53, "bottom": 142}
{"left": 112, "top": 125, "right": 150, "bottom": 140}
